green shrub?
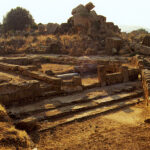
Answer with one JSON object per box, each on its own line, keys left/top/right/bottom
{"left": 3, "top": 7, "right": 34, "bottom": 32}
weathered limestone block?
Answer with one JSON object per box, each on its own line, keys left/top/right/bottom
{"left": 85, "top": 2, "right": 95, "bottom": 12}
{"left": 71, "top": 3, "right": 98, "bottom": 34}
{"left": 105, "top": 64, "right": 120, "bottom": 73}
{"left": 139, "top": 45, "right": 150, "bottom": 55}
{"left": 61, "top": 77, "right": 82, "bottom": 93}
{"left": 98, "top": 15, "right": 106, "bottom": 23}
{"left": 97, "top": 65, "right": 106, "bottom": 86}
{"left": 22, "top": 70, "right": 62, "bottom": 91}
{"left": 72, "top": 4, "right": 88, "bottom": 16}
{"left": 105, "top": 37, "right": 122, "bottom": 55}
{"left": 121, "top": 66, "right": 129, "bottom": 82}
{"left": 128, "top": 68, "right": 139, "bottom": 81}
{"left": 141, "top": 69, "right": 150, "bottom": 105}
{"left": 106, "top": 22, "right": 120, "bottom": 32}
{"left": 61, "top": 85, "right": 82, "bottom": 93}
{"left": 106, "top": 72, "right": 123, "bottom": 85}
{"left": 90, "top": 10, "right": 99, "bottom": 21}
{"left": 73, "top": 15, "right": 91, "bottom": 32}
{"left": 72, "top": 76, "right": 82, "bottom": 86}
{"left": 142, "top": 35, "right": 150, "bottom": 47}
{"left": 0, "top": 63, "right": 19, "bottom": 71}
{"left": 106, "top": 22, "right": 115, "bottom": 29}
{"left": 0, "top": 80, "right": 40, "bottom": 106}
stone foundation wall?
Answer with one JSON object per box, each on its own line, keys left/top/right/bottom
{"left": 0, "top": 80, "right": 40, "bottom": 106}
{"left": 105, "top": 37, "right": 122, "bottom": 55}
{"left": 106, "top": 72, "right": 123, "bottom": 85}
{"left": 0, "top": 62, "right": 62, "bottom": 91}
{"left": 61, "top": 76, "right": 82, "bottom": 93}
{"left": 98, "top": 65, "right": 139, "bottom": 86}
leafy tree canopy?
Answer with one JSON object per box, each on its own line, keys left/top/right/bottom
{"left": 3, "top": 7, "right": 35, "bottom": 31}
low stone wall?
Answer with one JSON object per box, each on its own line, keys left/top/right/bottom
{"left": 98, "top": 65, "right": 139, "bottom": 86}
{"left": 141, "top": 69, "right": 150, "bottom": 106}
{"left": 0, "top": 62, "right": 62, "bottom": 91}
{"left": 105, "top": 37, "right": 122, "bottom": 55}
{"left": 0, "top": 80, "right": 40, "bottom": 106}
{"left": 61, "top": 76, "right": 82, "bottom": 93}
{"left": 22, "top": 70, "right": 61, "bottom": 91}
{"left": 106, "top": 72, "right": 123, "bottom": 85}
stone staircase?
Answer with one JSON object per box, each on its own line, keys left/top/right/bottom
{"left": 6, "top": 81, "right": 143, "bottom": 132}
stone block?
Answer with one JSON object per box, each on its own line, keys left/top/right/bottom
{"left": 97, "top": 65, "right": 106, "bottom": 86}
{"left": 106, "top": 72, "right": 123, "bottom": 85}
{"left": 121, "top": 66, "right": 129, "bottom": 82}
{"left": 128, "top": 68, "right": 139, "bottom": 81}
{"left": 142, "top": 35, "right": 150, "bottom": 47}
{"left": 85, "top": 2, "right": 95, "bottom": 12}
{"left": 72, "top": 76, "right": 82, "bottom": 86}
{"left": 105, "top": 37, "right": 122, "bottom": 55}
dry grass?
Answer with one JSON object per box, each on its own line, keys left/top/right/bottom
{"left": 37, "top": 105, "right": 150, "bottom": 150}
{"left": 0, "top": 33, "right": 83, "bottom": 54}
{"left": 0, "top": 104, "right": 33, "bottom": 149}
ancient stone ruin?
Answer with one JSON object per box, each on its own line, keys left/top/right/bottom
{"left": 70, "top": 2, "right": 120, "bottom": 35}
{"left": 0, "top": 53, "right": 143, "bottom": 134}
{"left": 1, "top": 2, "right": 150, "bottom": 149}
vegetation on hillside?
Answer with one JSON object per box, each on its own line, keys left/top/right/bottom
{"left": 3, "top": 7, "right": 35, "bottom": 32}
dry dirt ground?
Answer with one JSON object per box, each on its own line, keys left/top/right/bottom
{"left": 28, "top": 103, "right": 150, "bottom": 150}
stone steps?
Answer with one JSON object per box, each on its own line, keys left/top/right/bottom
{"left": 39, "top": 97, "right": 142, "bottom": 132}
{"left": 14, "top": 89, "right": 143, "bottom": 132}
{"left": 8, "top": 81, "right": 141, "bottom": 117}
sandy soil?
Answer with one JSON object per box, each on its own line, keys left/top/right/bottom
{"left": 82, "top": 75, "right": 98, "bottom": 87}
{"left": 32, "top": 103, "right": 150, "bottom": 150}
{"left": 41, "top": 64, "right": 74, "bottom": 75}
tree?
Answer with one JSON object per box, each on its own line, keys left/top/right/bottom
{"left": 3, "top": 7, "right": 34, "bottom": 32}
